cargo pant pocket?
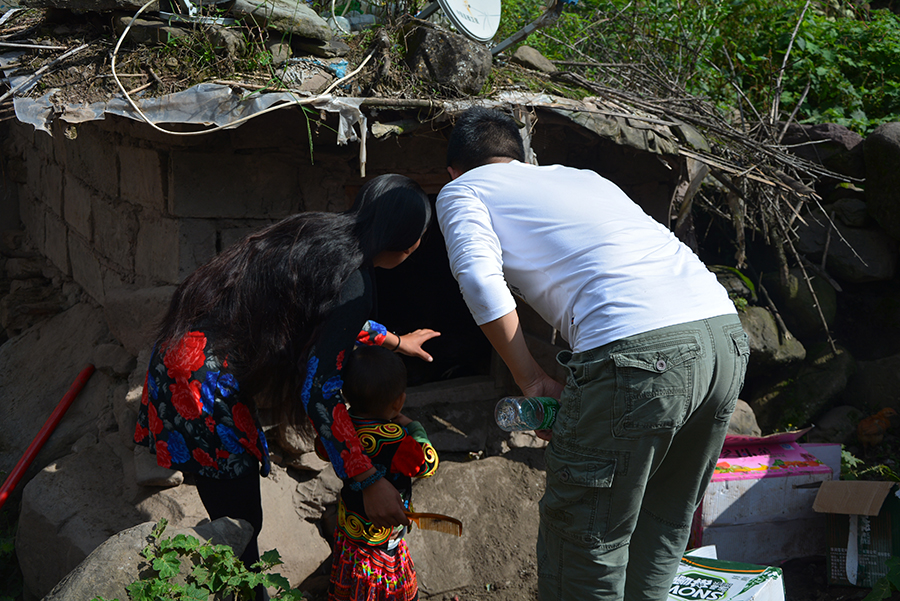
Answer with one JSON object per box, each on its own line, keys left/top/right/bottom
{"left": 540, "top": 452, "right": 617, "bottom": 548}
{"left": 610, "top": 338, "right": 700, "bottom": 438}
{"left": 716, "top": 326, "right": 750, "bottom": 421}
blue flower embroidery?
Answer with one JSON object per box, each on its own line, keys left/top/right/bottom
{"left": 300, "top": 356, "right": 318, "bottom": 411}
{"left": 322, "top": 376, "right": 343, "bottom": 399}
{"left": 368, "top": 320, "right": 387, "bottom": 337}
{"left": 201, "top": 371, "right": 219, "bottom": 414}
{"left": 217, "top": 373, "right": 239, "bottom": 396}
{"left": 167, "top": 431, "right": 191, "bottom": 464}
{"left": 319, "top": 437, "right": 346, "bottom": 479}
{"left": 258, "top": 429, "right": 270, "bottom": 455}
{"left": 216, "top": 424, "right": 244, "bottom": 455}
{"left": 147, "top": 373, "right": 158, "bottom": 401}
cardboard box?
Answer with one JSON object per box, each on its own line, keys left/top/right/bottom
{"left": 813, "top": 480, "right": 900, "bottom": 587}
{"left": 670, "top": 547, "right": 785, "bottom": 601}
{"left": 690, "top": 428, "right": 833, "bottom": 564}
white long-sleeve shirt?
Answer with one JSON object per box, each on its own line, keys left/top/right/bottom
{"left": 436, "top": 161, "right": 735, "bottom": 352}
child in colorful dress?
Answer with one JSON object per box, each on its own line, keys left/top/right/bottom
{"left": 320, "top": 344, "right": 439, "bottom": 601}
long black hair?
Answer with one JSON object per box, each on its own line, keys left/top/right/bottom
{"left": 351, "top": 173, "right": 432, "bottom": 260}
{"left": 154, "top": 174, "right": 430, "bottom": 425}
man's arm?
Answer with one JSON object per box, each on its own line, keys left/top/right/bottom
{"left": 480, "top": 309, "right": 564, "bottom": 400}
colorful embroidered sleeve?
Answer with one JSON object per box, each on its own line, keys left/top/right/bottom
{"left": 392, "top": 421, "right": 439, "bottom": 479}
{"left": 357, "top": 320, "right": 388, "bottom": 347}
{"left": 301, "top": 270, "right": 374, "bottom": 480}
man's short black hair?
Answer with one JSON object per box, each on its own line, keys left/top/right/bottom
{"left": 446, "top": 107, "right": 526, "bottom": 172}
{"left": 342, "top": 345, "right": 407, "bottom": 415}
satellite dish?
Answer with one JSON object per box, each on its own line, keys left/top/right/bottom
{"left": 416, "top": 0, "right": 502, "bottom": 43}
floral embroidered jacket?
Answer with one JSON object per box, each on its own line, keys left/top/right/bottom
{"left": 134, "top": 268, "right": 388, "bottom": 480}
{"left": 317, "top": 417, "right": 439, "bottom": 548}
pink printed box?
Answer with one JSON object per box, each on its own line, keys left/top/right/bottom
{"left": 689, "top": 428, "right": 834, "bottom": 565}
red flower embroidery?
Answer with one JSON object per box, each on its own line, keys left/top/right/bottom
{"left": 141, "top": 373, "right": 149, "bottom": 406}
{"left": 206, "top": 416, "right": 216, "bottom": 432}
{"left": 148, "top": 403, "right": 163, "bottom": 435}
{"left": 391, "top": 437, "right": 427, "bottom": 476}
{"left": 216, "top": 449, "right": 230, "bottom": 459}
{"left": 232, "top": 403, "right": 258, "bottom": 444}
{"left": 156, "top": 441, "right": 172, "bottom": 469}
{"left": 170, "top": 379, "right": 203, "bottom": 420}
{"left": 373, "top": 332, "right": 386, "bottom": 346}
{"left": 163, "top": 331, "right": 207, "bottom": 381}
{"left": 240, "top": 438, "right": 263, "bottom": 461}
{"left": 332, "top": 405, "right": 370, "bottom": 476}
{"left": 134, "top": 422, "right": 149, "bottom": 443}
{"left": 336, "top": 350, "right": 345, "bottom": 370}
{"left": 341, "top": 447, "right": 372, "bottom": 477}
{"left": 331, "top": 405, "right": 359, "bottom": 444}
{"left": 193, "top": 448, "right": 218, "bottom": 469}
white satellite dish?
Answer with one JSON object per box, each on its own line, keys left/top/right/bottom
{"left": 416, "top": 0, "right": 502, "bottom": 43}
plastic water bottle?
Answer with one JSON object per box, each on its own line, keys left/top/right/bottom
{"left": 494, "top": 396, "right": 559, "bottom": 431}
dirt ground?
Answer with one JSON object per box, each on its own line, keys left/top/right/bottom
{"left": 299, "top": 549, "right": 884, "bottom": 601}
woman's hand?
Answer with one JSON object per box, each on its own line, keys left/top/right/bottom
{"left": 362, "top": 477, "right": 410, "bottom": 529}
{"left": 395, "top": 328, "right": 440, "bottom": 362}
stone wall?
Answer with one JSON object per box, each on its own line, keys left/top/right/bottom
{"left": 0, "top": 109, "right": 450, "bottom": 305}
{"left": 0, "top": 106, "right": 681, "bottom": 310}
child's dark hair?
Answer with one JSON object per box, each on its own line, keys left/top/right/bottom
{"left": 446, "top": 107, "right": 526, "bottom": 172}
{"left": 342, "top": 345, "right": 407, "bottom": 415}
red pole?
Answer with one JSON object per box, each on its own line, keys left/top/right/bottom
{"left": 0, "top": 364, "right": 96, "bottom": 512}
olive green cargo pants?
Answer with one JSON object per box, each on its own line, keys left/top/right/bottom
{"left": 537, "top": 314, "right": 749, "bottom": 601}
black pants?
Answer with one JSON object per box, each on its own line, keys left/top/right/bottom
{"left": 194, "top": 471, "right": 263, "bottom": 567}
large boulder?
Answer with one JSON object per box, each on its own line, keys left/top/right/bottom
{"left": 17, "top": 439, "right": 156, "bottom": 599}
{"left": 748, "top": 344, "right": 856, "bottom": 433}
{"left": 782, "top": 123, "right": 865, "bottom": 180}
{"left": 843, "top": 352, "right": 900, "bottom": 413}
{"left": 17, "top": 429, "right": 336, "bottom": 599}
{"left": 738, "top": 305, "right": 806, "bottom": 382}
{"left": 43, "top": 518, "right": 253, "bottom": 601}
{"left": 404, "top": 23, "right": 493, "bottom": 96}
{"left": 760, "top": 268, "right": 838, "bottom": 340}
{"left": 865, "top": 122, "right": 900, "bottom": 240}
{"left": 0, "top": 303, "right": 113, "bottom": 510}
{"left": 103, "top": 286, "right": 175, "bottom": 357}
{"left": 795, "top": 208, "right": 898, "bottom": 283}
{"left": 232, "top": 0, "right": 332, "bottom": 43}
{"left": 807, "top": 405, "right": 865, "bottom": 444}
{"left": 406, "top": 453, "right": 545, "bottom": 597}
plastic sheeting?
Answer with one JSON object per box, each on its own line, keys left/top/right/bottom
{"left": 1, "top": 51, "right": 685, "bottom": 163}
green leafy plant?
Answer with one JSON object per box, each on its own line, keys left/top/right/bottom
{"left": 841, "top": 448, "right": 900, "bottom": 482}
{"left": 863, "top": 556, "right": 900, "bottom": 601}
{"left": 93, "top": 518, "right": 306, "bottom": 601}
{"left": 494, "top": 0, "right": 900, "bottom": 134}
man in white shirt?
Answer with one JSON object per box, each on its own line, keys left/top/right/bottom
{"left": 436, "top": 107, "right": 749, "bottom": 601}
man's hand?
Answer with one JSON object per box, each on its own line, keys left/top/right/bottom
{"left": 524, "top": 374, "right": 563, "bottom": 441}
{"left": 520, "top": 372, "right": 564, "bottom": 401}
{"left": 396, "top": 328, "right": 441, "bottom": 362}
{"left": 362, "top": 477, "right": 410, "bottom": 529}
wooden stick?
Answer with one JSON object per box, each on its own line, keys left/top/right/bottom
{"left": 0, "top": 42, "right": 68, "bottom": 50}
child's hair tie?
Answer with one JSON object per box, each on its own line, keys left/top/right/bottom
{"left": 349, "top": 464, "right": 387, "bottom": 492}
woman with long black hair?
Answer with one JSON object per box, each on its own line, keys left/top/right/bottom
{"left": 134, "top": 174, "right": 438, "bottom": 568}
